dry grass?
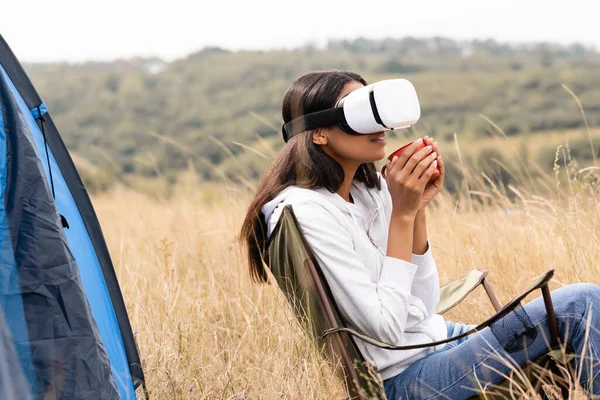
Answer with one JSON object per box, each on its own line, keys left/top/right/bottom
{"left": 92, "top": 141, "right": 600, "bottom": 399}
{"left": 96, "top": 186, "right": 346, "bottom": 399}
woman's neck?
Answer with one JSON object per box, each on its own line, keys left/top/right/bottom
{"left": 319, "top": 146, "right": 360, "bottom": 203}
{"left": 337, "top": 163, "right": 359, "bottom": 203}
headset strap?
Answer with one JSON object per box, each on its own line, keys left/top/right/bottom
{"left": 282, "top": 107, "right": 352, "bottom": 142}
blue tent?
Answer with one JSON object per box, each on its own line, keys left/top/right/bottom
{"left": 0, "top": 34, "right": 145, "bottom": 399}
{"left": 0, "top": 307, "right": 32, "bottom": 399}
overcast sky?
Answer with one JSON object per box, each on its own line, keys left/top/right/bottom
{"left": 2, "top": 0, "right": 599, "bottom": 63}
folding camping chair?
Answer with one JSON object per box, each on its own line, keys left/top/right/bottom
{"left": 266, "top": 205, "right": 574, "bottom": 399}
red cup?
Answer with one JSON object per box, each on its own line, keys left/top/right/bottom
{"left": 381, "top": 141, "right": 441, "bottom": 181}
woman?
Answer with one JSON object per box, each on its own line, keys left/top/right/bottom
{"left": 240, "top": 70, "right": 600, "bottom": 399}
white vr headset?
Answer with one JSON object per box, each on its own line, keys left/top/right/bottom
{"left": 282, "top": 78, "right": 421, "bottom": 142}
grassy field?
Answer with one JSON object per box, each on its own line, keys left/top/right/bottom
{"left": 93, "top": 140, "right": 600, "bottom": 399}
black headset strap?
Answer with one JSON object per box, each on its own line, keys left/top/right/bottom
{"left": 282, "top": 107, "right": 353, "bottom": 142}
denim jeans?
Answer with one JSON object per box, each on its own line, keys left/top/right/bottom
{"left": 383, "top": 283, "right": 600, "bottom": 399}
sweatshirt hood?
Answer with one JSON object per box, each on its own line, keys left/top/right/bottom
{"left": 261, "top": 186, "right": 299, "bottom": 223}
{"left": 261, "top": 186, "right": 349, "bottom": 223}
{"left": 261, "top": 182, "right": 382, "bottom": 229}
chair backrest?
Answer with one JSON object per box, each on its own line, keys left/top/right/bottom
{"left": 266, "top": 205, "right": 386, "bottom": 399}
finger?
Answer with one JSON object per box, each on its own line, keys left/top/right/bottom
{"left": 412, "top": 151, "right": 437, "bottom": 179}
{"left": 432, "top": 141, "right": 439, "bottom": 154}
{"left": 427, "top": 155, "right": 444, "bottom": 187}
{"left": 437, "top": 155, "right": 445, "bottom": 179}
{"left": 403, "top": 144, "right": 434, "bottom": 176}
{"left": 395, "top": 138, "right": 425, "bottom": 168}
{"left": 383, "top": 155, "right": 398, "bottom": 179}
{"left": 423, "top": 136, "right": 433, "bottom": 146}
{"left": 419, "top": 159, "right": 439, "bottom": 182}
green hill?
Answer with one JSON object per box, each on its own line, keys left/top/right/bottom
{"left": 24, "top": 37, "right": 600, "bottom": 193}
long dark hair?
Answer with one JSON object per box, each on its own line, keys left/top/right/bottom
{"left": 240, "top": 70, "right": 381, "bottom": 283}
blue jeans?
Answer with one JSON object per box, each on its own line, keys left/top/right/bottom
{"left": 384, "top": 283, "right": 600, "bottom": 399}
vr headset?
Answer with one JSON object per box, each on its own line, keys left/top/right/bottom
{"left": 281, "top": 79, "right": 421, "bottom": 142}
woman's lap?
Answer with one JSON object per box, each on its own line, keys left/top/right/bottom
{"left": 384, "top": 283, "right": 600, "bottom": 400}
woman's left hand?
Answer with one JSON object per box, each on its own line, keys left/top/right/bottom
{"left": 418, "top": 136, "right": 445, "bottom": 212}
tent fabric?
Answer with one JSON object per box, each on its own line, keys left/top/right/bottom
{"left": 0, "top": 34, "right": 144, "bottom": 399}
{"left": 0, "top": 307, "right": 32, "bottom": 400}
{"left": 0, "top": 67, "right": 118, "bottom": 399}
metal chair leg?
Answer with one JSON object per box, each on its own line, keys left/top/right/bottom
{"left": 533, "top": 284, "right": 568, "bottom": 398}
{"left": 541, "top": 284, "right": 560, "bottom": 347}
{"left": 482, "top": 278, "right": 503, "bottom": 312}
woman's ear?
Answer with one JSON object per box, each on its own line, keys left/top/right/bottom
{"left": 312, "top": 128, "right": 328, "bottom": 145}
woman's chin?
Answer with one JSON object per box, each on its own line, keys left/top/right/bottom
{"left": 348, "top": 148, "right": 386, "bottom": 164}
{"left": 361, "top": 153, "right": 386, "bottom": 164}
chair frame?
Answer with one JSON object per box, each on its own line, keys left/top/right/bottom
{"left": 267, "top": 205, "right": 569, "bottom": 399}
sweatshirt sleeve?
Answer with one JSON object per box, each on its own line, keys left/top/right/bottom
{"left": 379, "top": 174, "right": 441, "bottom": 316}
{"left": 291, "top": 201, "right": 428, "bottom": 345}
{"left": 410, "top": 242, "right": 440, "bottom": 315}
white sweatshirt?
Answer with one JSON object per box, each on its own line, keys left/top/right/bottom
{"left": 262, "top": 176, "right": 448, "bottom": 380}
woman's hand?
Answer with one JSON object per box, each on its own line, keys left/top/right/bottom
{"left": 418, "top": 136, "right": 445, "bottom": 212}
{"left": 385, "top": 138, "right": 438, "bottom": 219}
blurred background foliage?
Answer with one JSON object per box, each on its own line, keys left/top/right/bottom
{"left": 24, "top": 37, "right": 600, "bottom": 194}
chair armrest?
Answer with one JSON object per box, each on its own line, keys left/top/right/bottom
{"left": 436, "top": 269, "right": 487, "bottom": 314}
{"left": 323, "top": 270, "right": 555, "bottom": 351}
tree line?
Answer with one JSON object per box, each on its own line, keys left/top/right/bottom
{"left": 24, "top": 37, "right": 600, "bottom": 193}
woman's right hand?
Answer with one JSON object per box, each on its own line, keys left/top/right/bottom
{"left": 385, "top": 138, "right": 438, "bottom": 219}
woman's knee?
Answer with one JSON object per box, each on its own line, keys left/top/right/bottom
{"left": 553, "top": 283, "right": 600, "bottom": 315}
{"left": 564, "top": 283, "right": 600, "bottom": 299}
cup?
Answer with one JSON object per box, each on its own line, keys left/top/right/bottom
{"left": 381, "top": 140, "right": 441, "bottom": 181}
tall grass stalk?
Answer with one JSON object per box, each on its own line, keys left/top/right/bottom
{"left": 96, "top": 124, "right": 600, "bottom": 398}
